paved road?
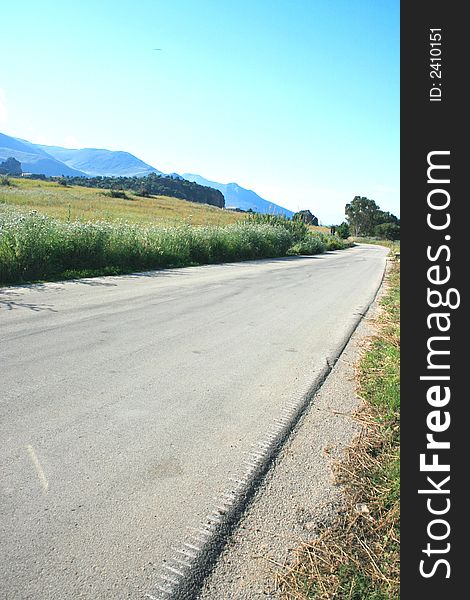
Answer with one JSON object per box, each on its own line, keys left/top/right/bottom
{"left": 0, "top": 245, "right": 387, "bottom": 599}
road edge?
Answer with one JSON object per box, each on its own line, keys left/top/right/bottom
{"left": 147, "top": 248, "right": 388, "bottom": 600}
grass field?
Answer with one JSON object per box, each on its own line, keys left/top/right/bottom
{"left": 309, "top": 224, "right": 332, "bottom": 235}
{"left": 0, "top": 177, "right": 352, "bottom": 284}
{"left": 0, "top": 178, "right": 244, "bottom": 226}
{"left": 1, "top": 178, "right": 334, "bottom": 232}
{"left": 279, "top": 255, "right": 400, "bottom": 599}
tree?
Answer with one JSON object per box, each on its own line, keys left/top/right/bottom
{"left": 376, "top": 210, "right": 399, "bottom": 226}
{"left": 345, "top": 196, "right": 381, "bottom": 236}
{"left": 345, "top": 196, "right": 400, "bottom": 237}
{"left": 374, "top": 222, "right": 400, "bottom": 240}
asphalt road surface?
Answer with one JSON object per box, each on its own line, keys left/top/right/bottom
{"left": 0, "top": 245, "right": 387, "bottom": 599}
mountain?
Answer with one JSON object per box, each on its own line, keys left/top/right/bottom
{"left": 182, "top": 173, "right": 293, "bottom": 217}
{"left": 1, "top": 131, "right": 294, "bottom": 217}
{"left": 0, "top": 133, "right": 161, "bottom": 178}
{"left": 37, "top": 145, "right": 163, "bottom": 177}
{"left": 0, "top": 133, "right": 87, "bottom": 177}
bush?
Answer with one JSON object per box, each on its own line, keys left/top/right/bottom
{"left": 374, "top": 222, "right": 400, "bottom": 240}
{"left": 336, "top": 222, "right": 350, "bottom": 239}
{"left": 136, "top": 187, "right": 151, "bottom": 197}
{"left": 287, "top": 234, "right": 325, "bottom": 256}
{"left": 320, "top": 233, "right": 352, "bottom": 250}
{"left": 247, "top": 213, "right": 308, "bottom": 243}
{"left": 104, "top": 190, "right": 130, "bottom": 199}
{"left": 294, "top": 232, "right": 352, "bottom": 252}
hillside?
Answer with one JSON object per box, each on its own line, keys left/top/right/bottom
{"left": 1, "top": 132, "right": 296, "bottom": 217}
{"left": 0, "top": 178, "right": 242, "bottom": 226}
{"left": 61, "top": 173, "right": 225, "bottom": 208}
{"left": 183, "top": 173, "right": 294, "bottom": 217}
{"left": 0, "top": 133, "right": 161, "bottom": 178}
{"left": 0, "top": 133, "right": 87, "bottom": 177}
{"left": 37, "top": 145, "right": 163, "bottom": 177}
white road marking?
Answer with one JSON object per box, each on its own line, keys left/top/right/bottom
{"left": 26, "top": 445, "right": 49, "bottom": 493}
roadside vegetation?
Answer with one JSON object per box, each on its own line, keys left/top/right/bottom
{"left": 345, "top": 196, "right": 400, "bottom": 240}
{"left": 279, "top": 251, "right": 400, "bottom": 599}
{"left": 351, "top": 237, "right": 400, "bottom": 254}
{"left": 0, "top": 194, "right": 352, "bottom": 284}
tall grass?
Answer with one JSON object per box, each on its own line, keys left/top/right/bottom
{"left": 0, "top": 205, "right": 295, "bottom": 284}
{"left": 288, "top": 232, "right": 353, "bottom": 256}
{"left": 247, "top": 212, "right": 309, "bottom": 242}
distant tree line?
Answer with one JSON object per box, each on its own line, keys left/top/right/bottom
{"left": 60, "top": 173, "right": 225, "bottom": 208}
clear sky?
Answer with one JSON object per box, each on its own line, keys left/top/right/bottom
{"left": 0, "top": 0, "right": 399, "bottom": 224}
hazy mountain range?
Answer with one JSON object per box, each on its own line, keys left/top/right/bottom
{"left": 0, "top": 132, "right": 293, "bottom": 216}
{"left": 0, "top": 133, "right": 86, "bottom": 177}
{"left": 37, "top": 145, "right": 164, "bottom": 178}
{"left": 182, "top": 174, "right": 293, "bottom": 217}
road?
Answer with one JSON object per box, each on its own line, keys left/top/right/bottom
{"left": 0, "top": 244, "right": 387, "bottom": 599}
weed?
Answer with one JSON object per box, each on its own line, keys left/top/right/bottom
{"left": 278, "top": 261, "right": 400, "bottom": 599}
{"left": 0, "top": 205, "right": 295, "bottom": 284}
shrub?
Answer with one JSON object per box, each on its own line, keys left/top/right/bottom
{"left": 247, "top": 213, "right": 308, "bottom": 243}
{"left": 136, "top": 187, "right": 150, "bottom": 197}
{"left": 288, "top": 232, "right": 352, "bottom": 255}
{"left": 336, "top": 222, "right": 350, "bottom": 239}
{"left": 104, "top": 190, "right": 130, "bottom": 199}
{"left": 320, "top": 233, "right": 352, "bottom": 250}
{"left": 374, "top": 222, "right": 400, "bottom": 240}
{"left": 287, "top": 235, "right": 325, "bottom": 256}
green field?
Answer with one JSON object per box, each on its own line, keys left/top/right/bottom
{"left": 0, "top": 178, "right": 243, "bottom": 226}
{"left": 0, "top": 177, "right": 352, "bottom": 285}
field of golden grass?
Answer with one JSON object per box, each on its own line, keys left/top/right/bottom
{"left": 1, "top": 178, "right": 245, "bottom": 226}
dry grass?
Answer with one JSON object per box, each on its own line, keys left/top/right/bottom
{"left": 276, "top": 409, "right": 399, "bottom": 599}
{"left": 0, "top": 178, "right": 245, "bottom": 226}
{"left": 277, "top": 260, "right": 400, "bottom": 600}
{"left": 309, "top": 225, "right": 332, "bottom": 234}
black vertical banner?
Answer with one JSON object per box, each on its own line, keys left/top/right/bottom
{"left": 401, "top": 3, "right": 465, "bottom": 598}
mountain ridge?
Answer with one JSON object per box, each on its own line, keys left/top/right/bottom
{"left": 0, "top": 131, "right": 294, "bottom": 216}
{"left": 0, "top": 133, "right": 87, "bottom": 177}
{"left": 36, "top": 145, "right": 163, "bottom": 177}
{"left": 183, "top": 173, "right": 293, "bottom": 217}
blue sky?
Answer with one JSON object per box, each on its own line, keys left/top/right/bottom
{"left": 0, "top": 0, "right": 399, "bottom": 224}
